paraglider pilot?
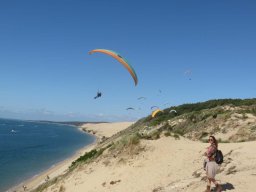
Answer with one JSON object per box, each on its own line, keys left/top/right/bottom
{"left": 94, "top": 91, "right": 102, "bottom": 99}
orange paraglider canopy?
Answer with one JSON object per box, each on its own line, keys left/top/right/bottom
{"left": 89, "top": 49, "right": 138, "bottom": 86}
{"left": 151, "top": 109, "right": 163, "bottom": 118}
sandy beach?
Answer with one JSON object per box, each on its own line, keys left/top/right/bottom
{"left": 10, "top": 122, "right": 133, "bottom": 192}
{"left": 10, "top": 121, "right": 256, "bottom": 192}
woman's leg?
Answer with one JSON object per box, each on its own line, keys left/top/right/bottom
{"left": 205, "top": 178, "right": 211, "bottom": 192}
{"left": 209, "top": 178, "right": 222, "bottom": 192}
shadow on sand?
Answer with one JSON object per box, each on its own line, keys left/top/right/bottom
{"left": 212, "top": 182, "right": 235, "bottom": 191}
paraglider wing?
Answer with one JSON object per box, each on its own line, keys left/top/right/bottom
{"left": 169, "top": 109, "right": 177, "bottom": 114}
{"left": 151, "top": 106, "right": 159, "bottom": 110}
{"left": 137, "top": 97, "right": 146, "bottom": 100}
{"left": 151, "top": 109, "right": 163, "bottom": 118}
{"left": 126, "top": 107, "right": 135, "bottom": 110}
{"left": 184, "top": 69, "right": 192, "bottom": 80}
{"left": 89, "top": 49, "right": 138, "bottom": 86}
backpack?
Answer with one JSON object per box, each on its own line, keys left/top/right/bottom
{"left": 215, "top": 149, "right": 224, "bottom": 164}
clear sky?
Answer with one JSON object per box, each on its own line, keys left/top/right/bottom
{"left": 0, "top": 0, "right": 256, "bottom": 122}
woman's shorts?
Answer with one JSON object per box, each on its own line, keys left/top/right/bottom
{"left": 206, "top": 161, "right": 218, "bottom": 179}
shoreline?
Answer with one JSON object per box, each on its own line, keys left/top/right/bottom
{"left": 9, "top": 126, "right": 98, "bottom": 192}
{"left": 9, "top": 122, "right": 133, "bottom": 192}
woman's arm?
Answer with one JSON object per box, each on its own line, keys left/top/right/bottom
{"left": 206, "top": 145, "right": 216, "bottom": 158}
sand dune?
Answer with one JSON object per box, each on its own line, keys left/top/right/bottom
{"left": 45, "top": 138, "right": 256, "bottom": 192}
{"left": 80, "top": 122, "right": 134, "bottom": 138}
{"left": 12, "top": 122, "right": 256, "bottom": 192}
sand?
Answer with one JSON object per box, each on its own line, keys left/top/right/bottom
{"left": 9, "top": 122, "right": 133, "bottom": 192}
{"left": 80, "top": 122, "right": 134, "bottom": 138}
{"left": 10, "top": 122, "right": 256, "bottom": 192}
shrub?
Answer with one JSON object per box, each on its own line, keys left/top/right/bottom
{"left": 110, "top": 134, "right": 140, "bottom": 152}
{"left": 172, "top": 128, "right": 185, "bottom": 136}
{"left": 139, "top": 129, "right": 161, "bottom": 140}
{"left": 173, "top": 134, "right": 180, "bottom": 140}
{"left": 71, "top": 149, "right": 97, "bottom": 167}
{"left": 212, "top": 113, "right": 218, "bottom": 119}
{"left": 199, "top": 132, "right": 209, "bottom": 139}
{"left": 164, "top": 131, "right": 171, "bottom": 137}
{"left": 218, "top": 139, "right": 230, "bottom": 143}
{"left": 70, "top": 144, "right": 112, "bottom": 169}
{"left": 32, "top": 177, "right": 59, "bottom": 192}
{"left": 250, "top": 125, "right": 256, "bottom": 131}
{"left": 201, "top": 138, "right": 208, "bottom": 143}
{"left": 242, "top": 113, "right": 248, "bottom": 119}
{"left": 59, "top": 185, "right": 65, "bottom": 192}
{"left": 150, "top": 130, "right": 160, "bottom": 140}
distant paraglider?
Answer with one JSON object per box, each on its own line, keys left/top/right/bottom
{"left": 169, "top": 109, "right": 177, "bottom": 114}
{"left": 94, "top": 91, "right": 102, "bottom": 99}
{"left": 137, "top": 97, "right": 146, "bottom": 100}
{"left": 89, "top": 49, "right": 138, "bottom": 86}
{"left": 126, "top": 107, "right": 135, "bottom": 110}
{"left": 184, "top": 69, "right": 192, "bottom": 80}
{"left": 151, "top": 106, "right": 159, "bottom": 110}
{"left": 151, "top": 109, "right": 163, "bottom": 118}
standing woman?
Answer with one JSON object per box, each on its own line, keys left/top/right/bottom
{"left": 204, "top": 136, "right": 222, "bottom": 192}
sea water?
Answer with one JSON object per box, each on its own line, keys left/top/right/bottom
{"left": 0, "top": 118, "right": 95, "bottom": 191}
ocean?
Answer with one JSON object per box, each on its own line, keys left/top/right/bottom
{"left": 0, "top": 118, "right": 95, "bottom": 192}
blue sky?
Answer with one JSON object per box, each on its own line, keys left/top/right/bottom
{"left": 0, "top": 0, "right": 256, "bottom": 121}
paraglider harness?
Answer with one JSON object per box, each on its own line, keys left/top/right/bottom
{"left": 94, "top": 91, "right": 102, "bottom": 99}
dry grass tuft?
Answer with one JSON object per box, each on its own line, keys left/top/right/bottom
{"left": 59, "top": 185, "right": 65, "bottom": 192}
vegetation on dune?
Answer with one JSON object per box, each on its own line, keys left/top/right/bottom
{"left": 109, "top": 133, "right": 143, "bottom": 156}
{"left": 111, "top": 134, "right": 140, "bottom": 150}
{"left": 70, "top": 144, "right": 112, "bottom": 170}
{"left": 31, "top": 177, "right": 60, "bottom": 192}
{"left": 136, "top": 98, "right": 256, "bottom": 142}
{"left": 32, "top": 98, "right": 256, "bottom": 192}
{"left": 145, "top": 98, "right": 256, "bottom": 125}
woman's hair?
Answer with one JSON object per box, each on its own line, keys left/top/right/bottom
{"left": 209, "top": 135, "right": 218, "bottom": 149}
